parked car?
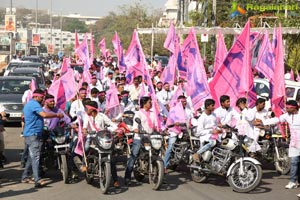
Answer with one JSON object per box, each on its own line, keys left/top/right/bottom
{"left": 7, "top": 67, "right": 46, "bottom": 89}
{"left": 0, "top": 76, "right": 38, "bottom": 122}
{"left": 254, "top": 78, "right": 300, "bottom": 103}
{"left": 3, "top": 61, "right": 45, "bottom": 76}
{"left": 22, "top": 55, "right": 41, "bottom": 63}
{"left": 154, "top": 55, "right": 169, "bottom": 68}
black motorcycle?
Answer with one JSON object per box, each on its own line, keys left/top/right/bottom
{"left": 85, "top": 129, "right": 113, "bottom": 194}
{"left": 133, "top": 118, "right": 164, "bottom": 190}
{"left": 257, "top": 125, "right": 290, "bottom": 175}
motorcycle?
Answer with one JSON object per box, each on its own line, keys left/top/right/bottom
{"left": 85, "top": 128, "right": 113, "bottom": 194}
{"left": 257, "top": 124, "right": 290, "bottom": 175}
{"left": 189, "top": 126, "right": 262, "bottom": 193}
{"left": 163, "top": 123, "right": 196, "bottom": 170}
{"left": 42, "top": 123, "right": 72, "bottom": 183}
{"left": 114, "top": 111, "right": 135, "bottom": 157}
{"left": 133, "top": 118, "right": 164, "bottom": 190}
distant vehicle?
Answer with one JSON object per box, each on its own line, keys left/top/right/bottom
{"left": 22, "top": 55, "right": 41, "bottom": 63}
{"left": 254, "top": 78, "right": 300, "bottom": 102}
{"left": 154, "top": 55, "right": 169, "bottom": 68}
{"left": 0, "top": 76, "right": 38, "bottom": 122}
{"left": 3, "top": 61, "right": 45, "bottom": 76}
{"left": 7, "top": 67, "right": 46, "bottom": 89}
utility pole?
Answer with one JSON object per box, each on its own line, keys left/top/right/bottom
{"left": 9, "top": 0, "right": 13, "bottom": 61}
{"left": 50, "top": 0, "right": 53, "bottom": 45}
{"left": 60, "top": 11, "right": 62, "bottom": 52}
{"left": 35, "top": 0, "right": 38, "bottom": 33}
{"left": 211, "top": 0, "right": 217, "bottom": 59}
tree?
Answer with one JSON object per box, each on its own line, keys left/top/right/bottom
{"left": 63, "top": 18, "right": 88, "bottom": 33}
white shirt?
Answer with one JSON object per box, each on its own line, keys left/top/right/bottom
{"left": 263, "top": 112, "right": 300, "bottom": 157}
{"left": 69, "top": 99, "right": 85, "bottom": 118}
{"left": 22, "top": 90, "right": 32, "bottom": 104}
{"left": 196, "top": 112, "right": 218, "bottom": 142}
{"left": 133, "top": 109, "right": 157, "bottom": 134}
{"left": 83, "top": 112, "right": 117, "bottom": 132}
{"left": 156, "top": 89, "right": 173, "bottom": 105}
{"left": 128, "top": 84, "right": 141, "bottom": 102}
{"left": 89, "top": 80, "right": 103, "bottom": 92}
{"left": 214, "top": 106, "right": 237, "bottom": 126}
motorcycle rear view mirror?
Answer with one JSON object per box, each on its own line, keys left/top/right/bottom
{"left": 135, "top": 118, "right": 141, "bottom": 124}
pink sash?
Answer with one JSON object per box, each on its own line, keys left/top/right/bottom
{"left": 140, "top": 109, "right": 154, "bottom": 129}
{"left": 87, "top": 115, "right": 100, "bottom": 132}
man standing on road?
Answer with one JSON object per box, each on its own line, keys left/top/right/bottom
{"left": 21, "top": 89, "right": 63, "bottom": 187}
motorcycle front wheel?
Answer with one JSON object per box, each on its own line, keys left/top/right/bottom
{"left": 227, "top": 160, "right": 262, "bottom": 193}
{"left": 274, "top": 147, "right": 290, "bottom": 175}
{"left": 99, "top": 162, "right": 111, "bottom": 194}
{"left": 61, "top": 155, "right": 69, "bottom": 184}
{"left": 149, "top": 160, "right": 164, "bottom": 190}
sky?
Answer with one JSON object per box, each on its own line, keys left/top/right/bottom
{"left": 1, "top": 0, "right": 167, "bottom": 17}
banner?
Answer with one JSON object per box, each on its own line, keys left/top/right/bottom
{"left": 32, "top": 34, "right": 41, "bottom": 46}
{"left": 5, "top": 15, "right": 16, "bottom": 32}
{"left": 47, "top": 44, "right": 54, "bottom": 54}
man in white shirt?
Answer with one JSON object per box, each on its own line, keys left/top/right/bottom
{"left": 214, "top": 95, "right": 237, "bottom": 126}
{"left": 156, "top": 82, "right": 173, "bottom": 111}
{"left": 193, "top": 99, "right": 222, "bottom": 162}
{"left": 252, "top": 98, "right": 268, "bottom": 146}
{"left": 124, "top": 96, "right": 158, "bottom": 185}
{"left": 127, "top": 77, "right": 141, "bottom": 102}
{"left": 69, "top": 88, "right": 87, "bottom": 119}
{"left": 89, "top": 75, "right": 103, "bottom": 92}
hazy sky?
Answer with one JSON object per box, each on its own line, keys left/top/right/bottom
{"left": 1, "top": 0, "right": 166, "bottom": 17}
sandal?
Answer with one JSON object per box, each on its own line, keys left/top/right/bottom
{"left": 35, "top": 179, "right": 47, "bottom": 188}
{"left": 21, "top": 178, "right": 35, "bottom": 184}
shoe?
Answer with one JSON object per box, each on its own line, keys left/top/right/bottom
{"left": 21, "top": 178, "right": 35, "bottom": 184}
{"left": 79, "top": 165, "right": 87, "bottom": 173}
{"left": 285, "top": 181, "right": 299, "bottom": 189}
{"left": 113, "top": 181, "right": 120, "bottom": 188}
{"left": 192, "top": 153, "right": 200, "bottom": 162}
{"left": 124, "top": 178, "right": 131, "bottom": 186}
{"left": 35, "top": 179, "right": 46, "bottom": 188}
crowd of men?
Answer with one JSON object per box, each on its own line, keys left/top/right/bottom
{"left": 0, "top": 54, "right": 299, "bottom": 197}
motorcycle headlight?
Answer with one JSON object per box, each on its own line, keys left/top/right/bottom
{"left": 98, "top": 136, "right": 112, "bottom": 150}
{"left": 151, "top": 139, "right": 162, "bottom": 150}
{"left": 243, "top": 136, "right": 254, "bottom": 147}
{"left": 55, "top": 136, "right": 66, "bottom": 144}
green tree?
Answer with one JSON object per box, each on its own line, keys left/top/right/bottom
{"left": 63, "top": 18, "right": 88, "bottom": 33}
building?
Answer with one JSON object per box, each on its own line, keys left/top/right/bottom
{"left": 52, "top": 13, "right": 102, "bottom": 25}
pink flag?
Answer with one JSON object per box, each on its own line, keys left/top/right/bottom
{"left": 106, "top": 83, "right": 120, "bottom": 110}
{"left": 156, "top": 61, "right": 162, "bottom": 72}
{"left": 166, "top": 101, "right": 187, "bottom": 126}
{"left": 296, "top": 72, "right": 300, "bottom": 82}
{"left": 60, "top": 68, "right": 77, "bottom": 101}
{"left": 26, "top": 79, "right": 37, "bottom": 102}
{"left": 60, "top": 57, "right": 70, "bottom": 76}
{"left": 75, "top": 31, "right": 79, "bottom": 49}
{"left": 212, "top": 32, "right": 228, "bottom": 76}
{"left": 271, "top": 25, "right": 286, "bottom": 117}
{"left": 255, "top": 31, "right": 275, "bottom": 83}
{"left": 160, "top": 54, "right": 176, "bottom": 87}
{"left": 169, "top": 84, "right": 183, "bottom": 108}
{"left": 75, "top": 34, "right": 90, "bottom": 72}
{"left": 164, "top": 21, "right": 176, "bottom": 54}
{"left": 98, "top": 38, "right": 106, "bottom": 58}
{"left": 124, "top": 30, "right": 147, "bottom": 84}
{"left": 290, "top": 70, "right": 294, "bottom": 81}
{"left": 182, "top": 28, "right": 211, "bottom": 110}
{"left": 90, "top": 32, "right": 95, "bottom": 63}
{"left": 48, "top": 79, "right": 66, "bottom": 110}
{"left": 209, "top": 21, "right": 256, "bottom": 108}
{"left": 112, "top": 32, "right": 126, "bottom": 73}
{"left": 74, "top": 115, "right": 84, "bottom": 156}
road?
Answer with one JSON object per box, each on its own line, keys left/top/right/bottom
{"left": 0, "top": 126, "right": 299, "bottom": 200}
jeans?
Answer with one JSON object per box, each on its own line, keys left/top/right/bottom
{"left": 163, "top": 136, "right": 177, "bottom": 168}
{"left": 21, "top": 135, "right": 42, "bottom": 184}
{"left": 290, "top": 156, "right": 299, "bottom": 183}
{"left": 196, "top": 139, "right": 216, "bottom": 155}
{"left": 124, "top": 138, "right": 141, "bottom": 179}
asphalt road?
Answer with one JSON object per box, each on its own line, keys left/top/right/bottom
{"left": 0, "top": 126, "right": 299, "bottom": 200}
